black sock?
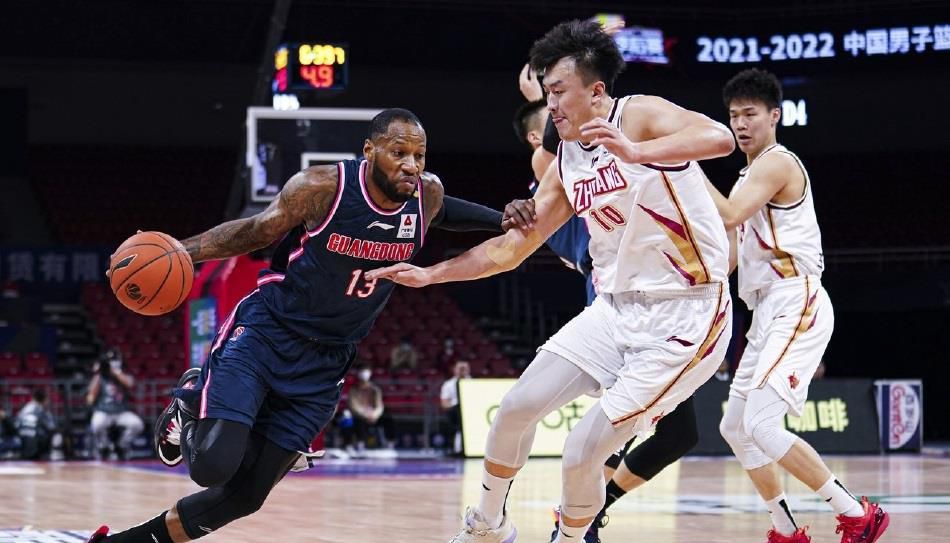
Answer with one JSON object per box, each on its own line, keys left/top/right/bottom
{"left": 603, "top": 480, "right": 627, "bottom": 511}
{"left": 105, "top": 511, "right": 173, "bottom": 543}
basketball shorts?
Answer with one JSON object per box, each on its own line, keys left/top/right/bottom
{"left": 540, "top": 282, "right": 731, "bottom": 434}
{"left": 195, "top": 291, "right": 356, "bottom": 452}
{"left": 730, "top": 275, "right": 833, "bottom": 417}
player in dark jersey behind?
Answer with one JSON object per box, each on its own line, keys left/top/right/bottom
{"left": 87, "top": 109, "right": 496, "bottom": 543}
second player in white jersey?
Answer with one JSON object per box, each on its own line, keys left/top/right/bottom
{"left": 708, "top": 68, "right": 888, "bottom": 543}
{"left": 732, "top": 143, "right": 824, "bottom": 308}
{"left": 558, "top": 95, "right": 729, "bottom": 295}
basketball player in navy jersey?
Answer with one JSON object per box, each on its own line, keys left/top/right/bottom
{"left": 507, "top": 98, "right": 699, "bottom": 543}
{"left": 87, "top": 109, "right": 504, "bottom": 543}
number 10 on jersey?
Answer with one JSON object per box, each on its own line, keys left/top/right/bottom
{"left": 346, "top": 269, "right": 378, "bottom": 298}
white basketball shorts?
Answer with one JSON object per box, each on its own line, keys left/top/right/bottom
{"left": 540, "top": 282, "right": 732, "bottom": 434}
{"left": 730, "top": 275, "right": 834, "bottom": 417}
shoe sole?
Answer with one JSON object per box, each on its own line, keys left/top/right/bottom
{"left": 867, "top": 508, "right": 889, "bottom": 543}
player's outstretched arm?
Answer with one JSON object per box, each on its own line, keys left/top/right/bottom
{"left": 181, "top": 166, "right": 339, "bottom": 263}
{"left": 431, "top": 195, "right": 504, "bottom": 232}
{"left": 366, "top": 162, "right": 572, "bottom": 287}
{"left": 581, "top": 95, "right": 734, "bottom": 166}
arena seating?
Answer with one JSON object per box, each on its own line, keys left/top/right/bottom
{"left": 29, "top": 146, "right": 232, "bottom": 245}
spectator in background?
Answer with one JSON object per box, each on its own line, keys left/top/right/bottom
{"left": 814, "top": 359, "right": 827, "bottom": 380}
{"left": 347, "top": 364, "right": 392, "bottom": 450}
{"left": 439, "top": 337, "right": 459, "bottom": 367}
{"left": 86, "top": 348, "right": 143, "bottom": 460}
{"left": 440, "top": 361, "right": 471, "bottom": 456}
{"left": 15, "top": 388, "right": 57, "bottom": 459}
{"left": 0, "top": 406, "right": 22, "bottom": 458}
{"left": 389, "top": 335, "right": 419, "bottom": 371}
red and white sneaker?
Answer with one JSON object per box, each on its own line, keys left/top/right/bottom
{"left": 85, "top": 525, "right": 109, "bottom": 542}
{"left": 154, "top": 367, "right": 201, "bottom": 467}
{"left": 767, "top": 527, "right": 811, "bottom": 543}
{"left": 835, "top": 497, "right": 890, "bottom": 543}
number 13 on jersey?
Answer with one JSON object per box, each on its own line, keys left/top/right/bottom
{"left": 346, "top": 269, "right": 378, "bottom": 298}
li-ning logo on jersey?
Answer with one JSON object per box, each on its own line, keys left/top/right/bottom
{"left": 326, "top": 233, "right": 414, "bottom": 261}
{"left": 366, "top": 221, "right": 395, "bottom": 231}
{"left": 572, "top": 160, "right": 629, "bottom": 213}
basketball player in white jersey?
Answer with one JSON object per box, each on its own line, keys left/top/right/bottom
{"left": 367, "top": 20, "right": 735, "bottom": 543}
{"left": 706, "top": 68, "right": 889, "bottom": 543}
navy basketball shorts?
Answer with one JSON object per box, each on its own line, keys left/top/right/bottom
{"left": 195, "top": 292, "right": 356, "bottom": 452}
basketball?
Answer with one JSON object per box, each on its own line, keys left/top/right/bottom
{"left": 109, "top": 231, "right": 194, "bottom": 316}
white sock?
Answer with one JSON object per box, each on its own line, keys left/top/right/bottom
{"left": 478, "top": 470, "right": 513, "bottom": 529}
{"left": 555, "top": 519, "right": 590, "bottom": 542}
{"left": 765, "top": 493, "right": 798, "bottom": 535}
{"left": 817, "top": 475, "right": 863, "bottom": 517}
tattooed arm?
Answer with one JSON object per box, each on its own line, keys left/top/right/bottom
{"left": 181, "top": 166, "right": 340, "bottom": 263}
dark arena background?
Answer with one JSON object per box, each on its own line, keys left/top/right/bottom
{"left": 0, "top": 1, "right": 948, "bottom": 542}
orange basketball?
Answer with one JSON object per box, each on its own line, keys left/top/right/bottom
{"left": 109, "top": 231, "right": 194, "bottom": 316}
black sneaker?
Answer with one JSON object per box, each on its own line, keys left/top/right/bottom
{"left": 86, "top": 525, "right": 109, "bottom": 542}
{"left": 155, "top": 367, "right": 201, "bottom": 467}
{"left": 587, "top": 509, "right": 608, "bottom": 542}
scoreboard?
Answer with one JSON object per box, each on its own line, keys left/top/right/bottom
{"left": 272, "top": 42, "right": 349, "bottom": 94}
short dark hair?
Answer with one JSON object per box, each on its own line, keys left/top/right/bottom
{"left": 32, "top": 388, "right": 47, "bottom": 403}
{"left": 368, "top": 108, "right": 423, "bottom": 140}
{"left": 512, "top": 100, "right": 547, "bottom": 148}
{"left": 722, "top": 68, "right": 783, "bottom": 110}
{"left": 529, "top": 20, "right": 626, "bottom": 94}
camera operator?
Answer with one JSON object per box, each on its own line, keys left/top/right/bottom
{"left": 86, "top": 348, "right": 143, "bottom": 460}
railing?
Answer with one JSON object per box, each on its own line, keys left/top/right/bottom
{"left": 1, "top": 376, "right": 450, "bottom": 453}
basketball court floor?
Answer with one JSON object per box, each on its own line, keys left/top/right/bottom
{"left": 1, "top": 455, "right": 947, "bottom": 542}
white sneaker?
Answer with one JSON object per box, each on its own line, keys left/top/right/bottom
{"left": 448, "top": 506, "right": 517, "bottom": 543}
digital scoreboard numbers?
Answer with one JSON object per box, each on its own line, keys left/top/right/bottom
{"left": 273, "top": 42, "right": 348, "bottom": 92}
{"left": 697, "top": 23, "right": 949, "bottom": 63}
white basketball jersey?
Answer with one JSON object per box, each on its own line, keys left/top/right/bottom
{"left": 556, "top": 95, "right": 729, "bottom": 294}
{"left": 732, "top": 143, "right": 824, "bottom": 306}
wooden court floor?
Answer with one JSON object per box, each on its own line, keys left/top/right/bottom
{"left": 1, "top": 455, "right": 948, "bottom": 542}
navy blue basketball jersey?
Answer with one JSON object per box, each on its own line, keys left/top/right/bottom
{"left": 258, "top": 159, "right": 427, "bottom": 343}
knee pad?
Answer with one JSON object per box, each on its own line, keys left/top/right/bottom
{"left": 720, "top": 396, "right": 772, "bottom": 470}
{"left": 744, "top": 394, "right": 797, "bottom": 462}
{"left": 178, "top": 434, "right": 295, "bottom": 540}
{"left": 178, "top": 485, "right": 268, "bottom": 539}
{"left": 186, "top": 422, "right": 246, "bottom": 488}
{"left": 189, "top": 455, "right": 240, "bottom": 488}
{"left": 719, "top": 404, "right": 744, "bottom": 451}
{"left": 494, "top": 391, "right": 540, "bottom": 429}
